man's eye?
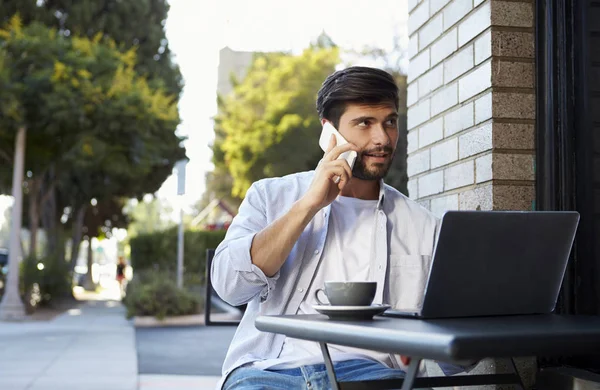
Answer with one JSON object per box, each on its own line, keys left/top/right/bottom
{"left": 359, "top": 120, "right": 370, "bottom": 127}
{"left": 385, "top": 119, "right": 398, "bottom": 126}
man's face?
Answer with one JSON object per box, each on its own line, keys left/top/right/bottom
{"left": 332, "top": 103, "right": 399, "bottom": 181}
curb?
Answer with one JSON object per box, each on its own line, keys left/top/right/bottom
{"left": 133, "top": 312, "right": 241, "bottom": 327}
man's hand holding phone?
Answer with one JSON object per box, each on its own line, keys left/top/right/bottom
{"left": 300, "top": 134, "right": 359, "bottom": 213}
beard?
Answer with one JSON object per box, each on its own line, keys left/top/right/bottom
{"left": 351, "top": 146, "right": 396, "bottom": 181}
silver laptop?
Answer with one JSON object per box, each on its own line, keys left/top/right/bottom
{"left": 383, "top": 211, "right": 580, "bottom": 319}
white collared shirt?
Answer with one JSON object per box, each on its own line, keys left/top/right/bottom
{"left": 211, "top": 170, "right": 440, "bottom": 388}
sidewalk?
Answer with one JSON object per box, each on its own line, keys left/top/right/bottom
{"left": 0, "top": 281, "right": 229, "bottom": 390}
{"left": 0, "top": 299, "right": 138, "bottom": 390}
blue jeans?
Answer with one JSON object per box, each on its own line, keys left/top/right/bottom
{"left": 223, "top": 359, "right": 407, "bottom": 390}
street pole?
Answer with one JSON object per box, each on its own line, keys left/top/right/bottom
{"left": 175, "top": 159, "right": 187, "bottom": 289}
{"left": 0, "top": 127, "right": 27, "bottom": 320}
{"left": 177, "top": 206, "right": 184, "bottom": 288}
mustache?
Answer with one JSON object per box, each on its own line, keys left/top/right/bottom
{"left": 360, "top": 146, "right": 394, "bottom": 155}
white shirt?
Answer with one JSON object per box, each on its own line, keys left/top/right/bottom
{"left": 255, "top": 195, "right": 391, "bottom": 370}
{"left": 211, "top": 171, "right": 440, "bottom": 389}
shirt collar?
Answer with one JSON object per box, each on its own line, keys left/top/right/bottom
{"left": 377, "top": 179, "right": 386, "bottom": 210}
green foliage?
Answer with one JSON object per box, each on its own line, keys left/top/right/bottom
{"left": 124, "top": 197, "right": 175, "bottom": 238}
{"left": 129, "top": 229, "right": 226, "bottom": 287}
{"left": 123, "top": 269, "right": 202, "bottom": 320}
{"left": 0, "top": 15, "right": 185, "bottom": 252}
{"left": 0, "top": 0, "right": 182, "bottom": 95}
{"left": 20, "top": 255, "right": 71, "bottom": 306}
{"left": 211, "top": 45, "right": 340, "bottom": 199}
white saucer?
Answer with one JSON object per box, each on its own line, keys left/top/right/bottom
{"left": 312, "top": 304, "right": 391, "bottom": 320}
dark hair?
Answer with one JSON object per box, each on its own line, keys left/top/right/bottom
{"left": 316, "top": 66, "right": 399, "bottom": 128}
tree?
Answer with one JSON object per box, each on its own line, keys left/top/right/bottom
{"left": 0, "top": 17, "right": 185, "bottom": 270}
{"left": 210, "top": 44, "right": 340, "bottom": 200}
{"left": 0, "top": 0, "right": 182, "bottom": 95}
{"left": 124, "top": 196, "right": 175, "bottom": 238}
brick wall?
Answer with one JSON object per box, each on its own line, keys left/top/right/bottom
{"left": 407, "top": 0, "right": 536, "bottom": 218}
{"left": 407, "top": 0, "right": 537, "bottom": 385}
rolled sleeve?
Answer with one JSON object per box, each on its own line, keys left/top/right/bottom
{"left": 211, "top": 181, "right": 280, "bottom": 305}
{"left": 227, "top": 233, "right": 280, "bottom": 301}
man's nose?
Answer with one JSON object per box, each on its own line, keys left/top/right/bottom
{"left": 372, "top": 124, "right": 391, "bottom": 146}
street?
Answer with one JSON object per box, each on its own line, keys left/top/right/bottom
{"left": 136, "top": 325, "right": 236, "bottom": 376}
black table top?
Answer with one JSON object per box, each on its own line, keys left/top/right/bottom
{"left": 255, "top": 314, "right": 600, "bottom": 362}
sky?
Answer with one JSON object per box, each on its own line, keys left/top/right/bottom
{"left": 157, "top": 0, "right": 408, "bottom": 213}
{"left": 0, "top": 0, "right": 408, "bottom": 227}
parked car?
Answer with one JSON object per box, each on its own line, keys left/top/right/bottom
{"left": 0, "top": 248, "right": 7, "bottom": 294}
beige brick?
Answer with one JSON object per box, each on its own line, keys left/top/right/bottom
{"left": 419, "top": 170, "right": 444, "bottom": 197}
{"left": 491, "top": 2, "right": 534, "bottom": 28}
{"left": 459, "top": 122, "right": 493, "bottom": 158}
{"left": 444, "top": 44, "right": 474, "bottom": 82}
{"left": 407, "top": 83, "right": 419, "bottom": 107}
{"left": 407, "top": 129, "right": 419, "bottom": 153}
{"left": 409, "top": 50, "right": 431, "bottom": 81}
{"left": 420, "top": 14, "right": 444, "bottom": 50}
{"left": 459, "top": 184, "right": 493, "bottom": 210}
{"left": 431, "top": 28, "right": 458, "bottom": 66}
{"left": 431, "top": 0, "right": 451, "bottom": 15}
{"left": 407, "top": 178, "right": 418, "bottom": 199}
{"left": 444, "top": 0, "right": 473, "bottom": 30}
{"left": 493, "top": 92, "right": 535, "bottom": 119}
{"left": 494, "top": 153, "right": 535, "bottom": 181}
{"left": 409, "top": 0, "right": 421, "bottom": 13}
{"left": 459, "top": 60, "right": 492, "bottom": 102}
{"left": 492, "top": 123, "right": 535, "bottom": 150}
{"left": 444, "top": 103, "right": 474, "bottom": 136}
{"left": 431, "top": 138, "right": 458, "bottom": 168}
{"left": 419, "top": 117, "right": 444, "bottom": 147}
{"left": 474, "top": 92, "right": 492, "bottom": 124}
{"left": 409, "top": 0, "right": 431, "bottom": 35}
{"left": 458, "top": 2, "right": 491, "bottom": 46}
{"left": 431, "top": 82, "right": 459, "bottom": 116}
{"left": 476, "top": 153, "right": 493, "bottom": 183}
{"left": 408, "top": 98, "right": 431, "bottom": 129}
{"left": 430, "top": 194, "right": 459, "bottom": 217}
{"left": 409, "top": 35, "right": 419, "bottom": 59}
{"left": 493, "top": 185, "right": 535, "bottom": 210}
{"left": 445, "top": 160, "right": 475, "bottom": 190}
{"left": 475, "top": 29, "right": 492, "bottom": 65}
{"left": 492, "top": 31, "right": 534, "bottom": 58}
{"left": 407, "top": 149, "right": 431, "bottom": 176}
{"left": 418, "top": 64, "right": 444, "bottom": 98}
{"left": 492, "top": 61, "right": 534, "bottom": 88}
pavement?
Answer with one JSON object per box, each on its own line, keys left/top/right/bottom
{"left": 0, "top": 280, "right": 236, "bottom": 390}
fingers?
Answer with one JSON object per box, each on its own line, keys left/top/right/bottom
{"left": 326, "top": 134, "right": 337, "bottom": 153}
{"left": 330, "top": 158, "right": 352, "bottom": 181}
{"left": 324, "top": 163, "right": 351, "bottom": 188}
{"left": 324, "top": 142, "right": 359, "bottom": 163}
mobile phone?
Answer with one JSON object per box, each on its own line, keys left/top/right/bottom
{"left": 318, "top": 122, "right": 357, "bottom": 170}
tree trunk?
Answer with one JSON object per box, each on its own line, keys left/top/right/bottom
{"left": 41, "top": 166, "right": 58, "bottom": 257}
{"left": 83, "top": 236, "right": 96, "bottom": 291}
{"left": 27, "top": 177, "right": 41, "bottom": 259}
{"left": 70, "top": 204, "right": 87, "bottom": 272}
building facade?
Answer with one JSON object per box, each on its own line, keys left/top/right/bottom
{"left": 407, "top": 0, "right": 600, "bottom": 387}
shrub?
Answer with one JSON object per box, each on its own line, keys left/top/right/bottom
{"left": 123, "top": 269, "right": 203, "bottom": 320}
{"left": 20, "top": 255, "right": 71, "bottom": 309}
{"left": 129, "top": 228, "right": 226, "bottom": 287}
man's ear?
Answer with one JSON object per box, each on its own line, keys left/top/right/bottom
{"left": 321, "top": 118, "right": 328, "bottom": 126}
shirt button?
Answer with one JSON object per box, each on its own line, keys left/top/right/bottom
{"left": 314, "top": 249, "right": 319, "bottom": 255}
{"left": 378, "top": 265, "right": 383, "bottom": 270}
{"left": 298, "top": 288, "right": 304, "bottom": 293}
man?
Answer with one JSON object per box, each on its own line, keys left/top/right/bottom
{"left": 213, "top": 67, "right": 447, "bottom": 390}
